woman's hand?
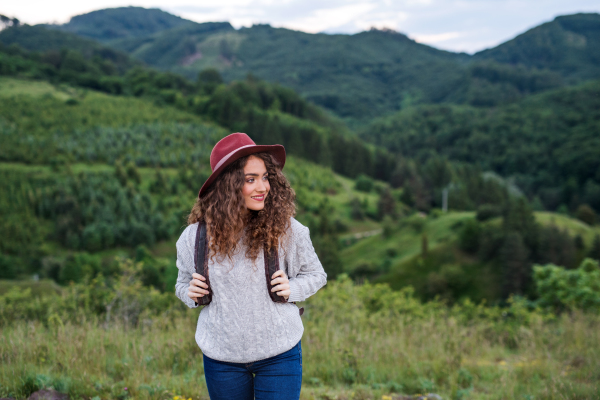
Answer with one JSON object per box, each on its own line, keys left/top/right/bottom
{"left": 271, "top": 270, "right": 291, "bottom": 301}
{"left": 188, "top": 273, "right": 209, "bottom": 301}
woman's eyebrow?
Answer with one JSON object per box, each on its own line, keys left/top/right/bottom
{"left": 244, "top": 172, "right": 268, "bottom": 176}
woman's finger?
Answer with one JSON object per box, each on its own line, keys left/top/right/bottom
{"left": 192, "top": 279, "right": 209, "bottom": 289}
{"left": 270, "top": 277, "right": 288, "bottom": 285}
{"left": 276, "top": 289, "right": 291, "bottom": 298}
{"left": 192, "top": 273, "right": 206, "bottom": 281}
{"left": 271, "top": 270, "right": 286, "bottom": 280}
{"left": 271, "top": 283, "right": 290, "bottom": 293}
{"left": 190, "top": 286, "right": 210, "bottom": 295}
{"left": 188, "top": 292, "right": 202, "bottom": 300}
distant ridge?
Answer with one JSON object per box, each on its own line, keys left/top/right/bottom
{"left": 55, "top": 7, "right": 194, "bottom": 42}
{"left": 475, "top": 13, "right": 600, "bottom": 82}
{"left": 0, "top": 24, "right": 139, "bottom": 73}
{"left": 7, "top": 8, "right": 600, "bottom": 122}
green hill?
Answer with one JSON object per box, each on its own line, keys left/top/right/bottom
{"left": 52, "top": 6, "right": 194, "bottom": 42}
{"left": 24, "top": 9, "right": 571, "bottom": 123}
{"left": 82, "top": 21, "right": 471, "bottom": 121}
{"left": 361, "top": 80, "right": 600, "bottom": 213}
{"left": 33, "top": 8, "right": 600, "bottom": 123}
{"left": 0, "top": 24, "right": 139, "bottom": 73}
{"left": 341, "top": 210, "right": 600, "bottom": 303}
{"left": 0, "top": 76, "right": 384, "bottom": 281}
{"left": 475, "top": 13, "right": 600, "bottom": 83}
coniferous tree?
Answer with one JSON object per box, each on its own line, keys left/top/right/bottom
{"left": 503, "top": 197, "right": 539, "bottom": 252}
{"left": 377, "top": 187, "right": 397, "bottom": 220}
{"left": 115, "top": 161, "right": 128, "bottom": 186}
{"left": 500, "top": 231, "right": 530, "bottom": 296}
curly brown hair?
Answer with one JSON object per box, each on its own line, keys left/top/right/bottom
{"left": 186, "top": 152, "right": 296, "bottom": 263}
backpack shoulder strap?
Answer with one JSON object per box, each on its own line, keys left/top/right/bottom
{"left": 194, "top": 221, "right": 212, "bottom": 306}
{"left": 264, "top": 245, "right": 287, "bottom": 303}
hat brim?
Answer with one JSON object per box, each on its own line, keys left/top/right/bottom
{"left": 198, "top": 144, "right": 286, "bottom": 198}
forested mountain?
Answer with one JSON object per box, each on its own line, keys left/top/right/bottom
{"left": 0, "top": 25, "right": 139, "bottom": 73}
{"left": 33, "top": 7, "right": 600, "bottom": 122}
{"left": 361, "top": 80, "right": 600, "bottom": 213}
{"left": 66, "top": 15, "right": 473, "bottom": 121}
{"left": 475, "top": 13, "right": 600, "bottom": 83}
{"left": 50, "top": 7, "right": 193, "bottom": 42}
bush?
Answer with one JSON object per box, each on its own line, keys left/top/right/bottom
{"left": 458, "top": 219, "right": 481, "bottom": 253}
{"left": 533, "top": 258, "right": 600, "bottom": 311}
{"left": 476, "top": 204, "right": 502, "bottom": 221}
{"left": 576, "top": 204, "right": 597, "bottom": 225}
{"left": 354, "top": 174, "right": 374, "bottom": 193}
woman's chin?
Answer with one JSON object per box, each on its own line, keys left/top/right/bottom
{"left": 246, "top": 204, "right": 265, "bottom": 212}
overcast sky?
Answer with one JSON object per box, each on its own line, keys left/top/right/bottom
{"left": 3, "top": 0, "right": 600, "bottom": 53}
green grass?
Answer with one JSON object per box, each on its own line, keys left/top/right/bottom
{"left": 1, "top": 277, "right": 599, "bottom": 400}
{"left": 0, "top": 77, "right": 72, "bottom": 100}
{"left": 535, "top": 212, "right": 600, "bottom": 247}
{"left": 0, "top": 279, "right": 62, "bottom": 297}
{"left": 0, "top": 77, "right": 208, "bottom": 135}
{"left": 341, "top": 212, "right": 474, "bottom": 273}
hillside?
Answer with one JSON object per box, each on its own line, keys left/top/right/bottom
{"left": 341, "top": 210, "right": 600, "bottom": 303}
{"left": 475, "top": 13, "right": 600, "bottom": 83}
{"left": 0, "top": 76, "right": 386, "bottom": 280}
{"left": 52, "top": 6, "right": 194, "bottom": 42}
{"left": 29, "top": 8, "right": 600, "bottom": 123}
{"left": 361, "top": 80, "right": 600, "bottom": 213}
{"left": 15, "top": 8, "right": 572, "bottom": 123}
{"left": 74, "top": 18, "right": 472, "bottom": 121}
{"left": 0, "top": 24, "right": 139, "bottom": 73}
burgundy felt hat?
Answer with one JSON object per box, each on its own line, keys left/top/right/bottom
{"left": 198, "top": 133, "right": 286, "bottom": 198}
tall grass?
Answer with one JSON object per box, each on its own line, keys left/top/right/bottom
{"left": 1, "top": 276, "right": 598, "bottom": 400}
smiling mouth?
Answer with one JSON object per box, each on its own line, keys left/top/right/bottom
{"left": 251, "top": 194, "right": 265, "bottom": 201}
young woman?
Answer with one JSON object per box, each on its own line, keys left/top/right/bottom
{"left": 174, "top": 132, "right": 327, "bottom": 400}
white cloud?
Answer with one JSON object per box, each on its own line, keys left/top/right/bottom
{"left": 278, "top": 3, "right": 377, "bottom": 33}
{"left": 411, "top": 31, "right": 465, "bottom": 44}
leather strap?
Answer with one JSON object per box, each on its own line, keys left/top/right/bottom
{"left": 194, "top": 222, "right": 212, "bottom": 306}
{"left": 264, "top": 245, "right": 287, "bottom": 303}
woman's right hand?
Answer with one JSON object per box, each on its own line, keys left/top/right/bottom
{"left": 188, "top": 273, "right": 209, "bottom": 301}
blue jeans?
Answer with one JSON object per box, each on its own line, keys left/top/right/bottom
{"left": 203, "top": 340, "right": 302, "bottom": 400}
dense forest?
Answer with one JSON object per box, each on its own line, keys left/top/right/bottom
{"left": 361, "top": 81, "right": 600, "bottom": 214}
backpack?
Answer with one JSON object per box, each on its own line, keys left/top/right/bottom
{"left": 193, "top": 221, "right": 288, "bottom": 306}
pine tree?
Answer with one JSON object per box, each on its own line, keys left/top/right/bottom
{"left": 500, "top": 231, "right": 530, "bottom": 296}
{"left": 378, "top": 187, "right": 397, "bottom": 220}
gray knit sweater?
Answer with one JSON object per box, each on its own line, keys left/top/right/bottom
{"left": 174, "top": 217, "right": 327, "bottom": 363}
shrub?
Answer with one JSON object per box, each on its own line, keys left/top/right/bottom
{"left": 354, "top": 174, "right": 374, "bottom": 193}
{"left": 576, "top": 204, "right": 597, "bottom": 225}
{"left": 458, "top": 219, "right": 481, "bottom": 253}
{"left": 476, "top": 204, "right": 502, "bottom": 221}
{"left": 533, "top": 258, "right": 600, "bottom": 311}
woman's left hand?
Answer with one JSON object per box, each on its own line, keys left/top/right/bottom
{"left": 271, "top": 270, "right": 290, "bottom": 301}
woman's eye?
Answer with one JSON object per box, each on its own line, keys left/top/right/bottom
{"left": 247, "top": 178, "right": 254, "bottom": 183}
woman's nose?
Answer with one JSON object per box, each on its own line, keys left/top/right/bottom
{"left": 256, "top": 179, "right": 266, "bottom": 192}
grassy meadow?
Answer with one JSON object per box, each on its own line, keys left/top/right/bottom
{"left": 1, "top": 278, "right": 599, "bottom": 400}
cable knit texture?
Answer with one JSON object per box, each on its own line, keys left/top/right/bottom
{"left": 175, "top": 217, "right": 327, "bottom": 363}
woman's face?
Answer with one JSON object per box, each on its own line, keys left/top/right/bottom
{"left": 242, "top": 155, "right": 270, "bottom": 211}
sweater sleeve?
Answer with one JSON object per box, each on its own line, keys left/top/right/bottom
{"left": 175, "top": 224, "right": 200, "bottom": 309}
{"left": 286, "top": 219, "right": 327, "bottom": 302}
